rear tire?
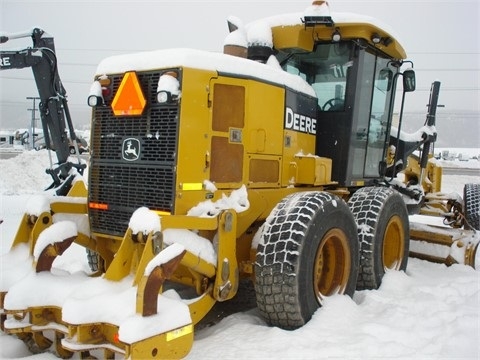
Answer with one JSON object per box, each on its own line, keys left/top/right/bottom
{"left": 255, "top": 191, "right": 359, "bottom": 330}
{"left": 348, "top": 187, "right": 409, "bottom": 290}
{"left": 464, "top": 183, "right": 480, "bottom": 230}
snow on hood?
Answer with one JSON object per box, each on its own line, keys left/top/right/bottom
{"left": 95, "top": 48, "right": 316, "bottom": 98}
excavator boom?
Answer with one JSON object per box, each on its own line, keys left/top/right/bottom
{"left": 0, "top": 28, "right": 85, "bottom": 194}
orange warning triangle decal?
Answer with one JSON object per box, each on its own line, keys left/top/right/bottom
{"left": 111, "top": 71, "right": 146, "bottom": 116}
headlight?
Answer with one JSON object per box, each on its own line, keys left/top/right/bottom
{"left": 87, "top": 95, "right": 103, "bottom": 107}
{"left": 156, "top": 90, "right": 172, "bottom": 104}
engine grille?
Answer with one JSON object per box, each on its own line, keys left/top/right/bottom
{"left": 89, "top": 71, "right": 179, "bottom": 237}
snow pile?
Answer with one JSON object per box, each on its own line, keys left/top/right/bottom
{"left": 0, "top": 151, "right": 479, "bottom": 359}
{"left": 88, "top": 80, "right": 102, "bottom": 98}
{"left": 223, "top": 16, "right": 248, "bottom": 48}
{"left": 118, "top": 289, "right": 191, "bottom": 344}
{"left": 247, "top": 20, "right": 273, "bottom": 48}
{"left": 144, "top": 242, "right": 185, "bottom": 276}
{"left": 4, "top": 271, "right": 91, "bottom": 312}
{"left": 304, "top": 1, "right": 331, "bottom": 17}
{"left": 0, "top": 244, "right": 32, "bottom": 292}
{"left": 157, "top": 72, "right": 181, "bottom": 98}
{"left": 0, "top": 150, "right": 52, "bottom": 195}
{"left": 164, "top": 229, "right": 217, "bottom": 265}
{"left": 188, "top": 260, "right": 479, "bottom": 359}
{"left": 187, "top": 185, "right": 249, "bottom": 217}
{"left": 0, "top": 149, "right": 88, "bottom": 196}
{"left": 128, "top": 206, "right": 161, "bottom": 235}
{"left": 33, "top": 221, "right": 77, "bottom": 260}
{"left": 24, "top": 194, "right": 50, "bottom": 216}
{"left": 60, "top": 276, "right": 192, "bottom": 344}
{"left": 391, "top": 124, "right": 436, "bottom": 143}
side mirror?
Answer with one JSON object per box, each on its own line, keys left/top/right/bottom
{"left": 403, "top": 69, "right": 416, "bottom": 92}
{"left": 378, "top": 68, "right": 393, "bottom": 91}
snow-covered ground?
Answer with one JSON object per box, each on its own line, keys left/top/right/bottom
{"left": 0, "top": 150, "right": 479, "bottom": 359}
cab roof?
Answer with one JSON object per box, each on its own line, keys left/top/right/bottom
{"left": 248, "top": 11, "right": 407, "bottom": 60}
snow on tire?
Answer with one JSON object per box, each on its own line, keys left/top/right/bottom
{"left": 464, "top": 183, "right": 480, "bottom": 230}
{"left": 348, "top": 187, "right": 409, "bottom": 291}
{"left": 255, "top": 191, "right": 359, "bottom": 330}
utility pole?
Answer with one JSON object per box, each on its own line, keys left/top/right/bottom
{"left": 27, "top": 96, "right": 40, "bottom": 149}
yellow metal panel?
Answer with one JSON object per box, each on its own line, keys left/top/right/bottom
{"left": 66, "top": 180, "right": 88, "bottom": 197}
{"left": 212, "top": 83, "right": 245, "bottom": 131}
{"left": 281, "top": 130, "right": 316, "bottom": 186}
{"left": 272, "top": 22, "right": 407, "bottom": 60}
{"left": 294, "top": 155, "right": 333, "bottom": 186}
{"left": 244, "top": 79, "right": 285, "bottom": 156}
{"left": 271, "top": 25, "right": 315, "bottom": 52}
{"left": 127, "top": 324, "right": 193, "bottom": 359}
{"left": 50, "top": 200, "right": 88, "bottom": 214}
{"left": 174, "top": 67, "right": 217, "bottom": 215}
{"left": 248, "top": 154, "right": 281, "bottom": 187}
{"left": 210, "top": 136, "right": 244, "bottom": 183}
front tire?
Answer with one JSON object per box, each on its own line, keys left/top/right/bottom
{"left": 255, "top": 191, "right": 359, "bottom": 330}
{"left": 348, "top": 187, "right": 409, "bottom": 290}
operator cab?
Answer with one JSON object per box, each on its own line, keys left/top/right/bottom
{"left": 278, "top": 40, "right": 398, "bottom": 187}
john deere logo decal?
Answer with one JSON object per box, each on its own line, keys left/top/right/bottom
{"left": 122, "top": 138, "right": 140, "bottom": 161}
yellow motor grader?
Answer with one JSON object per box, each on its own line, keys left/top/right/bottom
{"left": 1, "top": 2, "right": 479, "bottom": 359}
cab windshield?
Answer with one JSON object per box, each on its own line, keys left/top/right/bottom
{"left": 277, "top": 41, "right": 398, "bottom": 181}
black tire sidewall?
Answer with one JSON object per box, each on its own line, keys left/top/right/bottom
{"left": 348, "top": 187, "right": 409, "bottom": 290}
{"left": 464, "top": 183, "right": 480, "bottom": 230}
{"left": 370, "top": 192, "right": 409, "bottom": 283}
{"left": 296, "top": 197, "right": 359, "bottom": 321}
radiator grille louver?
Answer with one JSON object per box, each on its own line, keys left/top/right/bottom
{"left": 89, "top": 71, "right": 179, "bottom": 237}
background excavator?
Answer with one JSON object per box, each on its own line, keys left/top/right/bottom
{"left": 0, "top": 27, "right": 85, "bottom": 195}
{"left": 1, "top": 2, "right": 479, "bottom": 359}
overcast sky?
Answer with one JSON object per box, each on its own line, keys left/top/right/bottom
{"left": 0, "top": 0, "right": 479, "bottom": 130}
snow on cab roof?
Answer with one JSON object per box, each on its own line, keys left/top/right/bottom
{"left": 249, "top": 10, "right": 406, "bottom": 59}
{"left": 256, "top": 10, "right": 403, "bottom": 43}
{"left": 95, "top": 48, "right": 316, "bottom": 97}
{"left": 251, "top": 10, "right": 401, "bottom": 38}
